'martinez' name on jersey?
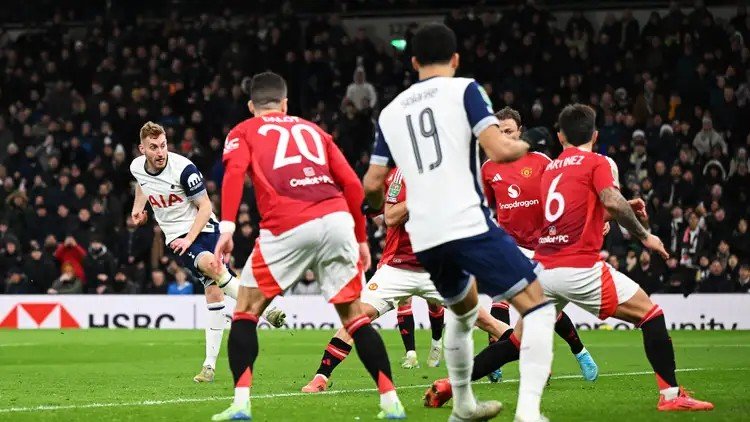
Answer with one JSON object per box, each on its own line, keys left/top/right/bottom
{"left": 130, "top": 152, "right": 217, "bottom": 244}
{"left": 372, "top": 76, "right": 499, "bottom": 252}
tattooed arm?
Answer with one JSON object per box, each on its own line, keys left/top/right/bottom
{"left": 599, "top": 187, "right": 669, "bottom": 259}
{"left": 599, "top": 187, "right": 649, "bottom": 240}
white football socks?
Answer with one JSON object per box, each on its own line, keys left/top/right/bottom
{"left": 660, "top": 386, "right": 679, "bottom": 400}
{"left": 204, "top": 301, "right": 227, "bottom": 369}
{"left": 444, "top": 304, "right": 480, "bottom": 416}
{"left": 515, "top": 302, "right": 555, "bottom": 422}
{"left": 233, "top": 387, "right": 250, "bottom": 406}
{"left": 218, "top": 272, "right": 239, "bottom": 300}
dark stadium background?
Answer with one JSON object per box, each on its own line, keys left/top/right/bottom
{"left": 0, "top": 0, "right": 748, "bottom": 296}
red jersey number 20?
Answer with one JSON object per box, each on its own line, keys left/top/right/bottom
{"left": 259, "top": 123, "right": 327, "bottom": 169}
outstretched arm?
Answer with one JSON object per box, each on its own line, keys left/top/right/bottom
{"left": 599, "top": 187, "right": 668, "bottom": 259}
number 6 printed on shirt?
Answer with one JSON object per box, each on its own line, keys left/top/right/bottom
{"left": 545, "top": 173, "right": 565, "bottom": 222}
{"left": 259, "top": 123, "right": 327, "bottom": 169}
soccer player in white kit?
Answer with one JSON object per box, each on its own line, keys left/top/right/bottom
{"left": 363, "top": 24, "right": 555, "bottom": 422}
{"left": 130, "top": 122, "right": 282, "bottom": 383}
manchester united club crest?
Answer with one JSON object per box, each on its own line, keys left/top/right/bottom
{"left": 368, "top": 283, "right": 379, "bottom": 291}
{"left": 521, "top": 167, "right": 533, "bottom": 178}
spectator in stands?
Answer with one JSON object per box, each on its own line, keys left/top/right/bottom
{"left": 22, "top": 242, "right": 58, "bottom": 293}
{"left": 344, "top": 67, "right": 377, "bottom": 111}
{"left": 53, "top": 236, "right": 86, "bottom": 282}
{"left": 84, "top": 235, "right": 116, "bottom": 294}
{"left": 48, "top": 262, "right": 83, "bottom": 294}
{"left": 0, "top": 235, "right": 23, "bottom": 280}
{"left": 731, "top": 219, "right": 750, "bottom": 260}
{"left": 630, "top": 250, "right": 663, "bottom": 295}
{"left": 5, "top": 267, "right": 33, "bottom": 294}
{"left": 101, "top": 267, "right": 138, "bottom": 294}
{"left": 736, "top": 263, "right": 750, "bottom": 292}
{"left": 698, "top": 259, "right": 733, "bottom": 292}
{"left": 167, "top": 269, "right": 193, "bottom": 295}
{"left": 693, "top": 117, "right": 727, "bottom": 157}
{"left": 145, "top": 269, "right": 168, "bottom": 294}
{"left": 680, "top": 212, "right": 710, "bottom": 268}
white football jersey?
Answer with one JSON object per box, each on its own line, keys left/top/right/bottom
{"left": 130, "top": 152, "right": 218, "bottom": 244}
{"left": 371, "top": 77, "right": 499, "bottom": 252}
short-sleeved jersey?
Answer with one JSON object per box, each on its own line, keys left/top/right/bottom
{"left": 130, "top": 152, "right": 218, "bottom": 245}
{"left": 534, "top": 147, "right": 620, "bottom": 268}
{"left": 221, "top": 112, "right": 366, "bottom": 241}
{"left": 371, "top": 77, "right": 499, "bottom": 252}
{"left": 379, "top": 168, "right": 422, "bottom": 271}
{"left": 481, "top": 151, "right": 551, "bottom": 250}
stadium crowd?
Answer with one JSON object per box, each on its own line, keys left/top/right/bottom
{"left": 0, "top": 1, "right": 748, "bottom": 295}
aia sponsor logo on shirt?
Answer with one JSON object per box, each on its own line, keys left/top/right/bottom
{"left": 149, "top": 194, "right": 183, "bottom": 208}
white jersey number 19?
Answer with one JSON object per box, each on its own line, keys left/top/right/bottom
{"left": 406, "top": 107, "right": 443, "bottom": 173}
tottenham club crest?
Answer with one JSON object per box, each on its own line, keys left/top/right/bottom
{"left": 521, "top": 167, "right": 533, "bottom": 178}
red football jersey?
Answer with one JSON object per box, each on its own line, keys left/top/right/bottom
{"left": 481, "top": 152, "right": 551, "bottom": 250}
{"left": 221, "top": 112, "right": 366, "bottom": 241}
{"left": 534, "top": 147, "right": 620, "bottom": 268}
{"left": 378, "top": 168, "right": 422, "bottom": 271}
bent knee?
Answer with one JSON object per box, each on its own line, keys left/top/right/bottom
{"left": 197, "top": 253, "right": 222, "bottom": 277}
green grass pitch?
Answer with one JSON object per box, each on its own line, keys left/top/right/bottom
{"left": 1, "top": 329, "right": 749, "bottom": 421}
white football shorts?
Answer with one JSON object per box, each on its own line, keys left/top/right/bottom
{"left": 361, "top": 264, "right": 444, "bottom": 317}
{"left": 239, "top": 212, "right": 364, "bottom": 303}
{"left": 538, "top": 261, "right": 640, "bottom": 319}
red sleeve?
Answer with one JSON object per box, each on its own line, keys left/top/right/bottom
{"left": 221, "top": 125, "right": 251, "bottom": 222}
{"left": 480, "top": 162, "right": 496, "bottom": 209}
{"left": 592, "top": 155, "right": 620, "bottom": 194}
{"left": 326, "top": 134, "right": 367, "bottom": 242}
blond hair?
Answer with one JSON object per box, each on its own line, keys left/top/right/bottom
{"left": 139, "top": 121, "right": 165, "bottom": 141}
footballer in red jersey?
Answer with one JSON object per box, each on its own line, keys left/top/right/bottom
{"left": 478, "top": 107, "right": 598, "bottom": 379}
{"left": 535, "top": 104, "right": 713, "bottom": 412}
{"left": 302, "top": 167, "right": 511, "bottom": 393}
{"left": 212, "top": 72, "right": 405, "bottom": 420}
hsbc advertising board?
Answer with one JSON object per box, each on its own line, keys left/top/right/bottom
{"left": 0, "top": 294, "right": 748, "bottom": 330}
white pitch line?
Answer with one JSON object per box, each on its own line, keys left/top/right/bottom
{"left": 0, "top": 367, "right": 741, "bottom": 414}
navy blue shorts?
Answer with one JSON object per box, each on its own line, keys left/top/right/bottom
{"left": 415, "top": 225, "right": 541, "bottom": 305}
{"left": 176, "top": 231, "right": 221, "bottom": 287}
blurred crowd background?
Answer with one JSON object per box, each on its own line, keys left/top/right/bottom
{"left": 0, "top": 1, "right": 748, "bottom": 296}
